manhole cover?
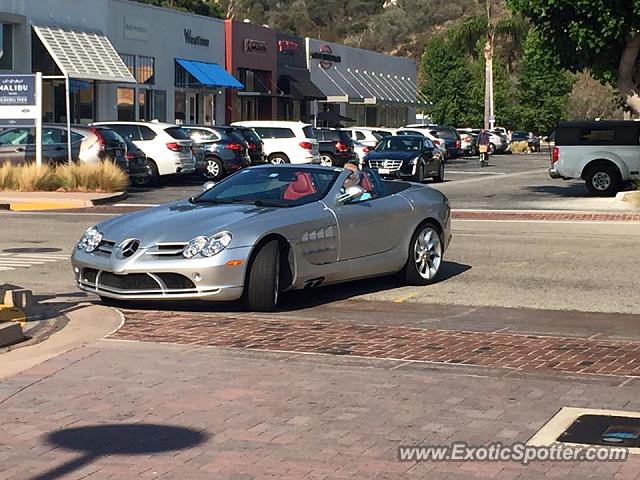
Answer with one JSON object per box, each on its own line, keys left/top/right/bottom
{"left": 559, "top": 415, "right": 640, "bottom": 447}
{"left": 2, "top": 247, "right": 62, "bottom": 253}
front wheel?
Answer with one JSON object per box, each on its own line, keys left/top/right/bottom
{"left": 489, "top": 143, "right": 496, "bottom": 154}
{"left": 400, "top": 223, "right": 443, "bottom": 285}
{"left": 584, "top": 163, "right": 621, "bottom": 196}
{"left": 433, "top": 162, "right": 444, "bottom": 183}
{"left": 244, "top": 240, "right": 280, "bottom": 312}
{"left": 415, "top": 163, "right": 425, "bottom": 183}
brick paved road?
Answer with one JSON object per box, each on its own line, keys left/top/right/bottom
{"left": 114, "top": 309, "right": 640, "bottom": 378}
{"left": 2, "top": 340, "right": 640, "bottom": 480}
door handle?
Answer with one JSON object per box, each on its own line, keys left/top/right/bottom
{"left": 14, "top": 147, "right": 25, "bottom": 152}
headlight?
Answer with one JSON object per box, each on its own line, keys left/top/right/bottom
{"left": 183, "top": 232, "right": 232, "bottom": 258}
{"left": 76, "top": 227, "right": 102, "bottom": 253}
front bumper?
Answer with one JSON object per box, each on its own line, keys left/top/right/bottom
{"left": 71, "top": 245, "right": 252, "bottom": 302}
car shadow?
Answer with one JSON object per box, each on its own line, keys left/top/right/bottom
{"left": 525, "top": 184, "right": 593, "bottom": 198}
{"left": 32, "top": 424, "right": 208, "bottom": 480}
{"left": 110, "top": 261, "right": 471, "bottom": 314}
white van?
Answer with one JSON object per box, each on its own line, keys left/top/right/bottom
{"left": 232, "top": 121, "right": 320, "bottom": 164}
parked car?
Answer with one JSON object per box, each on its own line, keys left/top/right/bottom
{"left": 232, "top": 121, "right": 320, "bottom": 164}
{"left": 0, "top": 124, "right": 127, "bottom": 170}
{"left": 456, "top": 129, "right": 479, "bottom": 156}
{"left": 92, "top": 121, "right": 195, "bottom": 183}
{"left": 123, "top": 138, "right": 152, "bottom": 186}
{"left": 353, "top": 141, "right": 371, "bottom": 167}
{"left": 511, "top": 131, "right": 528, "bottom": 143}
{"left": 181, "top": 126, "right": 251, "bottom": 181}
{"left": 71, "top": 164, "right": 451, "bottom": 311}
{"left": 313, "top": 128, "right": 356, "bottom": 167}
{"left": 396, "top": 127, "right": 448, "bottom": 160}
{"left": 346, "top": 127, "right": 395, "bottom": 147}
{"left": 365, "top": 135, "right": 444, "bottom": 183}
{"left": 549, "top": 120, "right": 640, "bottom": 196}
{"left": 488, "top": 129, "right": 509, "bottom": 153}
{"left": 429, "top": 125, "right": 462, "bottom": 159}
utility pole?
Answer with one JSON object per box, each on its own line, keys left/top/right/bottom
{"left": 484, "top": 0, "right": 495, "bottom": 130}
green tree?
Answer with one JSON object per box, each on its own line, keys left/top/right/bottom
{"left": 133, "top": 0, "right": 224, "bottom": 18}
{"left": 507, "top": 0, "right": 640, "bottom": 115}
{"left": 512, "top": 28, "right": 574, "bottom": 134}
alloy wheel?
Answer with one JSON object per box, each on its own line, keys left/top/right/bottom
{"left": 320, "top": 155, "right": 333, "bottom": 167}
{"left": 413, "top": 227, "right": 442, "bottom": 280}
{"left": 271, "top": 156, "right": 285, "bottom": 165}
{"left": 205, "top": 160, "right": 220, "bottom": 179}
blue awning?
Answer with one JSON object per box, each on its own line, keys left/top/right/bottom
{"left": 175, "top": 58, "right": 243, "bottom": 89}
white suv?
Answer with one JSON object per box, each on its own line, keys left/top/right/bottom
{"left": 232, "top": 121, "right": 320, "bottom": 164}
{"left": 346, "top": 127, "right": 395, "bottom": 147}
{"left": 396, "top": 127, "right": 448, "bottom": 158}
{"left": 93, "top": 121, "right": 195, "bottom": 180}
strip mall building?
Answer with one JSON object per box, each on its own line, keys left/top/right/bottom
{"left": 0, "top": 0, "right": 424, "bottom": 127}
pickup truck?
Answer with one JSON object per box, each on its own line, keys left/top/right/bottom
{"left": 549, "top": 121, "right": 640, "bottom": 196}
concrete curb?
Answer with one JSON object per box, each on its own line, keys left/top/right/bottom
{"left": 0, "top": 305, "right": 26, "bottom": 323}
{"left": 0, "top": 322, "right": 24, "bottom": 348}
{"left": 0, "top": 191, "right": 128, "bottom": 211}
{"left": 0, "top": 304, "right": 124, "bottom": 380}
{"left": 616, "top": 190, "right": 640, "bottom": 208}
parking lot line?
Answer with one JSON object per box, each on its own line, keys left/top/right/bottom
{"left": 444, "top": 169, "right": 545, "bottom": 184}
{"left": 445, "top": 170, "right": 505, "bottom": 175}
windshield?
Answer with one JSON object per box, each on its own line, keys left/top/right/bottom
{"left": 237, "top": 128, "right": 261, "bottom": 144}
{"left": 432, "top": 128, "right": 456, "bottom": 139}
{"left": 375, "top": 137, "right": 422, "bottom": 152}
{"left": 164, "top": 127, "right": 190, "bottom": 140}
{"left": 194, "top": 167, "right": 340, "bottom": 207}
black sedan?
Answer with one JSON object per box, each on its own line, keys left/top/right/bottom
{"left": 365, "top": 135, "right": 444, "bottom": 183}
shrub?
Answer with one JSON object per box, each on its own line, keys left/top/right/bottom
{"left": 509, "top": 141, "right": 529, "bottom": 153}
{"left": 0, "top": 161, "right": 129, "bottom": 192}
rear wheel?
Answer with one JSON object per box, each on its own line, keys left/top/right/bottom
{"left": 320, "top": 154, "right": 334, "bottom": 167}
{"left": 203, "top": 156, "right": 225, "bottom": 181}
{"left": 269, "top": 153, "right": 290, "bottom": 165}
{"left": 584, "top": 163, "right": 622, "bottom": 196}
{"left": 489, "top": 143, "right": 496, "bottom": 154}
{"left": 132, "top": 159, "right": 159, "bottom": 186}
{"left": 244, "top": 240, "right": 280, "bottom": 312}
{"left": 400, "top": 223, "right": 443, "bottom": 285}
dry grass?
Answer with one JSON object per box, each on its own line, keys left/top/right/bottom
{"left": 0, "top": 161, "right": 129, "bottom": 192}
{"left": 509, "top": 141, "right": 529, "bottom": 153}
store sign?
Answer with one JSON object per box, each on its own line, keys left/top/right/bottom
{"left": 184, "top": 29, "right": 210, "bottom": 47}
{"left": 311, "top": 45, "right": 341, "bottom": 69}
{"left": 244, "top": 39, "right": 267, "bottom": 55}
{"left": 0, "top": 74, "right": 35, "bottom": 105}
{"left": 278, "top": 39, "right": 300, "bottom": 56}
{"left": 124, "top": 17, "right": 150, "bottom": 41}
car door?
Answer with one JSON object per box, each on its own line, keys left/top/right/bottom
{"left": 0, "top": 127, "right": 32, "bottom": 165}
{"left": 332, "top": 170, "right": 414, "bottom": 260}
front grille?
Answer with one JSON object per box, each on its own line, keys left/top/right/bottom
{"left": 100, "top": 272, "right": 161, "bottom": 290}
{"left": 82, "top": 268, "right": 98, "bottom": 284}
{"left": 156, "top": 273, "right": 196, "bottom": 290}
{"left": 368, "top": 159, "right": 403, "bottom": 170}
{"left": 146, "top": 243, "right": 186, "bottom": 256}
{"left": 96, "top": 239, "right": 116, "bottom": 255}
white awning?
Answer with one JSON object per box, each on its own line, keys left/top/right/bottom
{"left": 33, "top": 24, "right": 136, "bottom": 83}
{"left": 346, "top": 68, "right": 430, "bottom": 107}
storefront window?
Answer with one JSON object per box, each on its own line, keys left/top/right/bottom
{"left": 238, "top": 69, "right": 271, "bottom": 94}
{"left": 153, "top": 90, "right": 167, "bottom": 122}
{"left": 138, "top": 90, "right": 147, "bottom": 120}
{"left": 175, "top": 91, "right": 186, "bottom": 123}
{"left": 137, "top": 56, "right": 155, "bottom": 85}
{"left": 0, "top": 23, "right": 14, "bottom": 70}
{"left": 117, "top": 87, "right": 135, "bottom": 121}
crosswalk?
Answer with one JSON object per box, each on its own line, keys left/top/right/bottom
{"left": 0, "top": 252, "right": 69, "bottom": 271}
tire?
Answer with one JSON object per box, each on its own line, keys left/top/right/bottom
{"left": 99, "top": 296, "right": 125, "bottom": 308}
{"left": 489, "top": 143, "right": 496, "bottom": 154}
{"left": 400, "top": 223, "right": 444, "bottom": 286}
{"left": 320, "top": 154, "right": 334, "bottom": 167}
{"left": 244, "top": 240, "right": 280, "bottom": 312}
{"left": 132, "top": 159, "right": 159, "bottom": 186}
{"left": 584, "top": 163, "right": 622, "bottom": 197}
{"left": 268, "top": 153, "right": 290, "bottom": 165}
{"left": 203, "top": 156, "right": 225, "bottom": 181}
{"left": 416, "top": 163, "right": 425, "bottom": 183}
{"left": 433, "top": 162, "right": 444, "bottom": 183}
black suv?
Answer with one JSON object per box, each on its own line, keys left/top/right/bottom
{"left": 313, "top": 128, "right": 356, "bottom": 167}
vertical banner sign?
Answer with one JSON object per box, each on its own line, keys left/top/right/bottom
{"left": 0, "top": 73, "right": 42, "bottom": 165}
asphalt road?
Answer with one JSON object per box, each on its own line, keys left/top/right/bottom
{"left": 1, "top": 210, "right": 638, "bottom": 314}
{"left": 118, "top": 152, "right": 633, "bottom": 212}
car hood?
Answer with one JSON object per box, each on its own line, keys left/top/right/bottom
{"left": 95, "top": 200, "right": 280, "bottom": 247}
{"left": 366, "top": 150, "right": 419, "bottom": 161}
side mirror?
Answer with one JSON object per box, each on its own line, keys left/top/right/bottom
{"left": 338, "top": 185, "right": 365, "bottom": 203}
{"left": 203, "top": 181, "right": 215, "bottom": 192}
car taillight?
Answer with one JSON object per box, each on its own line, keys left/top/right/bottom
{"left": 552, "top": 146, "right": 559, "bottom": 163}
{"left": 126, "top": 152, "right": 135, "bottom": 161}
{"left": 363, "top": 146, "right": 370, "bottom": 153}
{"left": 433, "top": 140, "right": 441, "bottom": 146}
{"left": 335, "top": 141, "right": 350, "bottom": 152}
{"left": 89, "top": 127, "right": 105, "bottom": 151}
{"left": 456, "top": 140, "right": 461, "bottom": 149}
{"left": 248, "top": 143, "right": 256, "bottom": 151}
{"left": 166, "top": 142, "right": 181, "bottom": 152}
{"left": 225, "top": 143, "right": 244, "bottom": 151}
{"left": 299, "top": 141, "right": 313, "bottom": 150}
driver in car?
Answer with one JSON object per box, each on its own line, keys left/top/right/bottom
{"left": 342, "top": 162, "right": 372, "bottom": 201}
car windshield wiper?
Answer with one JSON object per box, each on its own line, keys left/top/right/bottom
{"left": 190, "top": 197, "right": 241, "bottom": 205}
{"left": 250, "top": 199, "right": 289, "bottom": 208}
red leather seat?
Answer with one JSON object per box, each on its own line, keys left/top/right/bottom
{"left": 360, "top": 172, "right": 374, "bottom": 192}
{"left": 283, "top": 172, "right": 317, "bottom": 201}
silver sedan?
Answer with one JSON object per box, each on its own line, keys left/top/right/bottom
{"left": 71, "top": 165, "right": 451, "bottom": 311}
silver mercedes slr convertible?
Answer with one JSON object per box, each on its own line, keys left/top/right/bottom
{"left": 71, "top": 165, "right": 451, "bottom": 311}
